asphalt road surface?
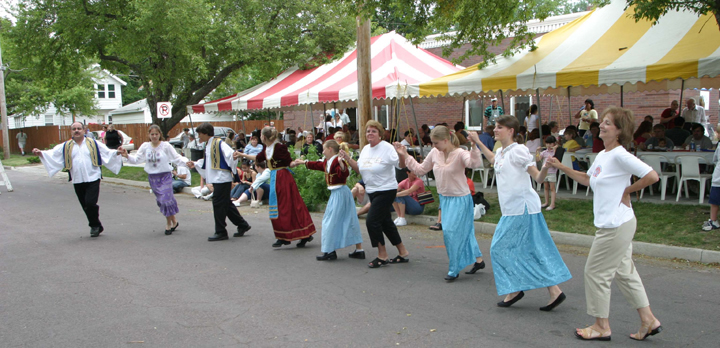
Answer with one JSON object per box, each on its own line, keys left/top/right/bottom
{"left": 1, "top": 168, "right": 718, "bottom": 347}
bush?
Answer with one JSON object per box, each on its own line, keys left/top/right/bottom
{"left": 290, "top": 146, "right": 330, "bottom": 212}
{"left": 27, "top": 156, "right": 41, "bottom": 164}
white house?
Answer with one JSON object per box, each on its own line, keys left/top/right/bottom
{"left": 108, "top": 98, "right": 235, "bottom": 124}
{"left": 9, "top": 66, "right": 127, "bottom": 129}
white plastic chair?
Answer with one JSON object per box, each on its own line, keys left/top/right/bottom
{"left": 676, "top": 156, "right": 712, "bottom": 204}
{"left": 556, "top": 152, "right": 575, "bottom": 193}
{"left": 470, "top": 159, "right": 494, "bottom": 189}
{"left": 583, "top": 153, "right": 598, "bottom": 196}
{"left": 639, "top": 154, "right": 678, "bottom": 201}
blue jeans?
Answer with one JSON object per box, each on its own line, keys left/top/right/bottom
{"left": 393, "top": 196, "right": 424, "bottom": 215}
{"left": 172, "top": 180, "right": 189, "bottom": 193}
{"left": 231, "top": 183, "right": 250, "bottom": 199}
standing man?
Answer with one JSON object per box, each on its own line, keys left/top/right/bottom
{"left": 681, "top": 97, "right": 709, "bottom": 137}
{"left": 180, "top": 128, "right": 191, "bottom": 157}
{"left": 32, "top": 122, "right": 123, "bottom": 237}
{"left": 660, "top": 100, "right": 679, "bottom": 129}
{"left": 484, "top": 98, "right": 503, "bottom": 126}
{"left": 187, "top": 122, "right": 251, "bottom": 241}
{"left": 16, "top": 130, "right": 28, "bottom": 156}
{"left": 339, "top": 108, "right": 351, "bottom": 126}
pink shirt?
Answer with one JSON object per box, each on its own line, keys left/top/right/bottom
{"left": 398, "top": 177, "right": 425, "bottom": 201}
{"left": 405, "top": 146, "right": 483, "bottom": 197}
{"left": 540, "top": 149, "right": 558, "bottom": 174}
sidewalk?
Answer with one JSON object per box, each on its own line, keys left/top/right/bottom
{"left": 8, "top": 164, "right": 720, "bottom": 264}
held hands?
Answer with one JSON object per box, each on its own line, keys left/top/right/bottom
{"left": 338, "top": 150, "right": 351, "bottom": 161}
{"left": 545, "top": 157, "right": 560, "bottom": 168}
{"left": 32, "top": 148, "right": 43, "bottom": 157}
{"left": 116, "top": 147, "right": 128, "bottom": 157}
{"left": 187, "top": 161, "right": 196, "bottom": 169}
{"left": 232, "top": 151, "right": 242, "bottom": 160}
{"left": 392, "top": 142, "right": 408, "bottom": 156}
{"left": 467, "top": 131, "right": 480, "bottom": 144}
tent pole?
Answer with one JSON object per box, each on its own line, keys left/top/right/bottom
{"left": 567, "top": 86, "right": 572, "bottom": 127}
{"left": 620, "top": 86, "right": 624, "bottom": 107}
{"left": 480, "top": 96, "right": 484, "bottom": 130}
{"left": 462, "top": 96, "right": 466, "bottom": 122}
{"left": 240, "top": 111, "right": 246, "bottom": 135}
{"left": 500, "top": 90, "right": 505, "bottom": 113}
{"left": 549, "top": 94, "right": 553, "bottom": 123}
{"left": 536, "top": 88, "right": 543, "bottom": 146}
{"left": 323, "top": 104, "right": 327, "bottom": 135}
{"left": 678, "top": 79, "right": 685, "bottom": 114}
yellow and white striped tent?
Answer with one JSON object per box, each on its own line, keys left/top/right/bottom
{"left": 407, "top": 0, "right": 720, "bottom": 98}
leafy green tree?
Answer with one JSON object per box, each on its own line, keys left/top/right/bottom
{"left": 8, "top": 0, "right": 356, "bottom": 136}
{"left": 626, "top": 0, "right": 720, "bottom": 29}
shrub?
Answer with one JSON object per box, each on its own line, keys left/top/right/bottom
{"left": 27, "top": 156, "right": 41, "bottom": 164}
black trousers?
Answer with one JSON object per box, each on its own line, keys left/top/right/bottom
{"left": 366, "top": 189, "right": 402, "bottom": 248}
{"left": 73, "top": 179, "right": 101, "bottom": 228}
{"left": 211, "top": 182, "right": 250, "bottom": 235}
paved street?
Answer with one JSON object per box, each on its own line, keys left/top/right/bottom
{"left": 1, "top": 167, "right": 719, "bottom": 347}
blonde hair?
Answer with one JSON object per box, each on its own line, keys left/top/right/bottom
{"left": 261, "top": 126, "right": 278, "bottom": 143}
{"left": 430, "top": 125, "right": 459, "bottom": 147}
{"left": 324, "top": 140, "right": 340, "bottom": 154}
{"left": 334, "top": 131, "right": 348, "bottom": 143}
{"left": 148, "top": 125, "right": 164, "bottom": 140}
{"left": 601, "top": 106, "right": 634, "bottom": 146}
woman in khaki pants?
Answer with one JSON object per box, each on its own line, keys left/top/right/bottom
{"left": 549, "top": 107, "right": 663, "bottom": 341}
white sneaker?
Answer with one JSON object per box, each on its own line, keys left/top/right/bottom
{"left": 393, "top": 217, "right": 400, "bottom": 224}
{"left": 149, "top": 189, "right": 153, "bottom": 194}
{"left": 202, "top": 193, "right": 214, "bottom": 201}
{"left": 701, "top": 219, "right": 720, "bottom": 231}
{"left": 395, "top": 217, "right": 407, "bottom": 226}
{"left": 233, "top": 200, "right": 241, "bottom": 207}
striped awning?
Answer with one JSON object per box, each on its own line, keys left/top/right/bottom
{"left": 189, "top": 32, "right": 461, "bottom": 113}
{"left": 408, "top": 0, "right": 720, "bottom": 98}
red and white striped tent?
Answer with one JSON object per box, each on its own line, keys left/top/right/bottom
{"left": 189, "top": 32, "right": 461, "bottom": 113}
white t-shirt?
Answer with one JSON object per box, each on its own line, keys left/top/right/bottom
{"left": 587, "top": 146, "right": 652, "bottom": 228}
{"left": 712, "top": 145, "right": 720, "bottom": 187}
{"left": 176, "top": 166, "right": 192, "bottom": 185}
{"left": 357, "top": 141, "right": 399, "bottom": 194}
{"left": 527, "top": 114, "right": 539, "bottom": 133}
{"left": 494, "top": 143, "right": 541, "bottom": 216}
{"left": 400, "top": 139, "right": 411, "bottom": 147}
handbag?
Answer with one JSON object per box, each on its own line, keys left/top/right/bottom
{"left": 249, "top": 190, "right": 261, "bottom": 208}
{"left": 417, "top": 190, "right": 435, "bottom": 205}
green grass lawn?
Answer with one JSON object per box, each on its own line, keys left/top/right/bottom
{"left": 1, "top": 154, "right": 39, "bottom": 167}
{"left": 99, "top": 167, "right": 719, "bottom": 251}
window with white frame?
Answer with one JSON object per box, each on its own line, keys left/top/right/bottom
{"left": 465, "top": 99, "right": 484, "bottom": 130}
{"left": 14, "top": 117, "right": 23, "bottom": 128}
{"left": 108, "top": 84, "right": 116, "bottom": 98}
{"left": 45, "top": 115, "right": 53, "bottom": 126}
{"left": 96, "top": 84, "right": 105, "bottom": 98}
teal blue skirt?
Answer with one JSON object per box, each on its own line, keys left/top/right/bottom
{"left": 490, "top": 207, "right": 572, "bottom": 295}
{"left": 440, "top": 194, "right": 483, "bottom": 276}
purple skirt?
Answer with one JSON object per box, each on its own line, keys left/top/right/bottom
{"left": 148, "top": 172, "right": 179, "bottom": 217}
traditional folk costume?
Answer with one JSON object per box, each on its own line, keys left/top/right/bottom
{"left": 38, "top": 138, "right": 123, "bottom": 236}
{"left": 125, "top": 141, "right": 187, "bottom": 217}
{"left": 255, "top": 141, "right": 316, "bottom": 242}
{"left": 195, "top": 137, "right": 251, "bottom": 240}
{"left": 405, "top": 147, "right": 484, "bottom": 277}
{"left": 305, "top": 155, "right": 362, "bottom": 254}
{"left": 490, "top": 143, "right": 571, "bottom": 295}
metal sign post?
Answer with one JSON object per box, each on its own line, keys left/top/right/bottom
{"left": 0, "top": 158, "right": 13, "bottom": 193}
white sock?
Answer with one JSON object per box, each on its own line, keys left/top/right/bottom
{"left": 355, "top": 249, "right": 364, "bottom": 252}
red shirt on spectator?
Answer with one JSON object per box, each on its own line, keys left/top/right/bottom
{"left": 467, "top": 177, "right": 475, "bottom": 196}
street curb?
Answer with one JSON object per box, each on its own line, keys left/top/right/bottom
{"left": 96, "top": 177, "right": 720, "bottom": 264}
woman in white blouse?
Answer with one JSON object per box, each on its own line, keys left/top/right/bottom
{"left": 475, "top": 115, "right": 571, "bottom": 310}
{"left": 122, "top": 125, "right": 189, "bottom": 235}
{"left": 548, "top": 107, "right": 662, "bottom": 341}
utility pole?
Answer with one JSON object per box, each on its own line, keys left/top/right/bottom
{"left": 0, "top": 41, "right": 10, "bottom": 160}
{"left": 356, "top": 17, "right": 372, "bottom": 148}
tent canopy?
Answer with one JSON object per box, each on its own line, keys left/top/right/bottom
{"left": 190, "top": 32, "right": 461, "bottom": 113}
{"left": 408, "top": 0, "right": 720, "bottom": 98}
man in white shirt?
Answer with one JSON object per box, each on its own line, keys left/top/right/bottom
{"left": 188, "top": 123, "right": 251, "bottom": 241}
{"left": 172, "top": 165, "right": 192, "bottom": 193}
{"left": 681, "top": 98, "right": 708, "bottom": 136}
{"left": 33, "top": 122, "right": 123, "bottom": 237}
{"left": 339, "top": 108, "right": 351, "bottom": 125}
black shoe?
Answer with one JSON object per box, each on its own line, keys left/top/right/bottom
{"left": 316, "top": 251, "right": 338, "bottom": 261}
{"left": 165, "top": 229, "right": 172, "bottom": 235}
{"left": 90, "top": 226, "right": 104, "bottom": 237}
{"left": 348, "top": 250, "right": 366, "bottom": 259}
{"left": 429, "top": 223, "right": 442, "bottom": 230}
{"left": 234, "top": 224, "right": 251, "bottom": 237}
{"left": 208, "top": 233, "right": 229, "bottom": 241}
{"left": 170, "top": 222, "right": 179, "bottom": 232}
{"left": 444, "top": 274, "right": 459, "bottom": 281}
{"left": 465, "top": 260, "right": 486, "bottom": 274}
{"left": 539, "top": 292, "right": 566, "bottom": 312}
{"left": 497, "top": 291, "right": 524, "bottom": 307}
{"left": 272, "top": 239, "right": 291, "bottom": 247}
{"left": 296, "top": 236, "right": 314, "bottom": 248}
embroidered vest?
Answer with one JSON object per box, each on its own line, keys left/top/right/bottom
{"left": 63, "top": 139, "right": 101, "bottom": 170}
{"left": 201, "top": 137, "right": 231, "bottom": 172}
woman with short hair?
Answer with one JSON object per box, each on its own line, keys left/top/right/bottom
{"left": 340, "top": 120, "right": 409, "bottom": 268}
{"left": 548, "top": 107, "right": 662, "bottom": 341}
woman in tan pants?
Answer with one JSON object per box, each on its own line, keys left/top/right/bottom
{"left": 548, "top": 107, "right": 663, "bottom": 341}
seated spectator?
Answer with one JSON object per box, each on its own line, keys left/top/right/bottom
{"left": 682, "top": 123, "right": 714, "bottom": 150}
{"left": 243, "top": 136, "right": 263, "bottom": 156}
{"left": 325, "top": 127, "right": 338, "bottom": 142}
{"left": 666, "top": 117, "right": 691, "bottom": 146}
{"left": 231, "top": 160, "right": 255, "bottom": 201}
{"left": 644, "top": 115, "right": 654, "bottom": 124}
{"left": 526, "top": 129, "right": 541, "bottom": 154}
{"left": 633, "top": 120, "right": 653, "bottom": 147}
{"left": 191, "top": 177, "right": 213, "bottom": 200}
{"left": 225, "top": 131, "right": 236, "bottom": 149}
{"left": 235, "top": 131, "right": 247, "bottom": 150}
{"left": 562, "top": 127, "right": 582, "bottom": 152}
{"left": 301, "top": 132, "right": 323, "bottom": 156}
{"left": 351, "top": 180, "right": 371, "bottom": 216}
{"left": 420, "top": 124, "right": 432, "bottom": 145}
{"left": 348, "top": 125, "right": 360, "bottom": 145}
{"left": 477, "top": 125, "right": 496, "bottom": 154}
{"left": 233, "top": 161, "right": 270, "bottom": 206}
{"left": 584, "top": 122, "right": 605, "bottom": 153}
{"left": 430, "top": 173, "right": 475, "bottom": 231}
{"left": 392, "top": 169, "right": 426, "bottom": 226}
{"left": 172, "top": 165, "right": 192, "bottom": 193}
{"left": 400, "top": 131, "right": 413, "bottom": 147}
{"left": 548, "top": 121, "right": 560, "bottom": 139}
{"left": 565, "top": 125, "right": 586, "bottom": 147}
{"left": 642, "top": 124, "right": 675, "bottom": 151}
{"left": 454, "top": 122, "right": 470, "bottom": 146}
